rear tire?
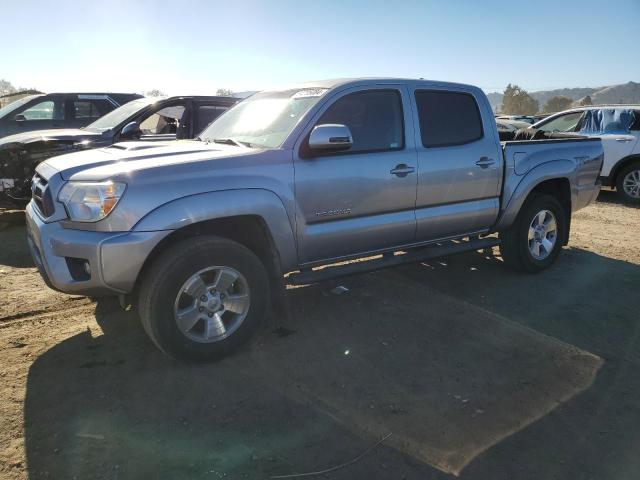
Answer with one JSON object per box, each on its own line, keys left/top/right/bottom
{"left": 615, "top": 161, "right": 640, "bottom": 205}
{"left": 138, "top": 235, "right": 269, "bottom": 362}
{"left": 499, "top": 194, "right": 566, "bottom": 273}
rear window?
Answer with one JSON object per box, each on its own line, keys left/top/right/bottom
{"left": 415, "top": 90, "right": 483, "bottom": 147}
{"left": 73, "top": 99, "right": 112, "bottom": 119}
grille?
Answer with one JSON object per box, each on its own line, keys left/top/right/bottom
{"left": 31, "top": 174, "right": 54, "bottom": 217}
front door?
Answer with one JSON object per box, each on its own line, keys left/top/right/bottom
{"left": 10, "top": 98, "right": 64, "bottom": 135}
{"left": 293, "top": 86, "right": 418, "bottom": 264}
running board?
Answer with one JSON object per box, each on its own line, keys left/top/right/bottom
{"left": 287, "top": 236, "right": 501, "bottom": 286}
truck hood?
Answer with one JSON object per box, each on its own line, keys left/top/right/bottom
{"left": 39, "top": 140, "right": 257, "bottom": 181}
{"left": 0, "top": 128, "right": 102, "bottom": 149}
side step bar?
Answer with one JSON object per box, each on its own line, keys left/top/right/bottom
{"left": 287, "top": 236, "right": 501, "bottom": 286}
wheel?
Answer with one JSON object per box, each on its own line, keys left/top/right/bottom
{"left": 615, "top": 161, "right": 640, "bottom": 205}
{"left": 138, "top": 236, "right": 269, "bottom": 362}
{"left": 499, "top": 194, "right": 566, "bottom": 273}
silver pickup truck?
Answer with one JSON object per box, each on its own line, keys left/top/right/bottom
{"left": 25, "top": 78, "right": 603, "bottom": 361}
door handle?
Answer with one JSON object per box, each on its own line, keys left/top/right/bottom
{"left": 390, "top": 164, "right": 415, "bottom": 177}
{"left": 615, "top": 137, "right": 632, "bottom": 142}
{"left": 476, "top": 157, "right": 495, "bottom": 168}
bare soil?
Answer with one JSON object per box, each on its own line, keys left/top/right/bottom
{"left": 1, "top": 190, "right": 639, "bottom": 480}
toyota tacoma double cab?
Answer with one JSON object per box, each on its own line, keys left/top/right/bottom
{"left": 25, "top": 78, "right": 603, "bottom": 361}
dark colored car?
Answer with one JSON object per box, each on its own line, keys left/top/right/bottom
{"left": 0, "top": 93, "right": 143, "bottom": 139}
{"left": 0, "top": 95, "right": 240, "bottom": 202}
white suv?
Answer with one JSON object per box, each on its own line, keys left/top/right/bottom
{"left": 532, "top": 106, "right": 640, "bottom": 204}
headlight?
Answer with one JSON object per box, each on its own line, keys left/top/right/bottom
{"left": 58, "top": 181, "right": 126, "bottom": 222}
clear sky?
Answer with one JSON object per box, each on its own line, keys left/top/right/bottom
{"left": 2, "top": 0, "right": 639, "bottom": 95}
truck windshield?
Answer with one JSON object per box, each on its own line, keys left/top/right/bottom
{"left": 199, "top": 88, "right": 329, "bottom": 148}
{"left": 84, "top": 97, "right": 157, "bottom": 132}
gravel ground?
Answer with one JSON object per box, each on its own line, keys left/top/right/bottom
{"left": 0, "top": 190, "right": 639, "bottom": 480}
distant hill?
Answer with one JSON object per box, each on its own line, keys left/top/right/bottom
{"left": 487, "top": 81, "right": 640, "bottom": 113}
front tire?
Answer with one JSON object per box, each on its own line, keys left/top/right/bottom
{"left": 615, "top": 161, "right": 640, "bottom": 205}
{"left": 499, "top": 194, "right": 566, "bottom": 273}
{"left": 138, "top": 236, "right": 269, "bottom": 362}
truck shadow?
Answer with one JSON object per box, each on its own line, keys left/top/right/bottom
{"left": 596, "top": 189, "right": 640, "bottom": 208}
{"left": 22, "top": 247, "right": 640, "bottom": 479}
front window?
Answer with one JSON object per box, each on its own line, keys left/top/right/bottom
{"left": 0, "top": 95, "right": 38, "bottom": 118}
{"left": 317, "top": 89, "right": 404, "bottom": 152}
{"left": 21, "top": 100, "right": 56, "bottom": 120}
{"left": 84, "top": 98, "right": 156, "bottom": 132}
{"left": 536, "top": 111, "right": 583, "bottom": 132}
{"left": 199, "top": 88, "right": 329, "bottom": 148}
{"left": 139, "top": 105, "right": 186, "bottom": 135}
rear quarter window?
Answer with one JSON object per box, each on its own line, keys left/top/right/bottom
{"left": 415, "top": 90, "right": 483, "bottom": 147}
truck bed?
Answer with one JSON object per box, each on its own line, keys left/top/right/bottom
{"left": 498, "top": 136, "right": 603, "bottom": 227}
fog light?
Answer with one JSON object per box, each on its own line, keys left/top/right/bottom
{"left": 65, "top": 257, "right": 91, "bottom": 281}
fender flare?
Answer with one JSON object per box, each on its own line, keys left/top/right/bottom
{"left": 132, "top": 188, "right": 298, "bottom": 272}
{"left": 495, "top": 159, "right": 575, "bottom": 231}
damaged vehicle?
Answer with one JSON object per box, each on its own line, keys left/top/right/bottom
{"left": 25, "top": 78, "right": 603, "bottom": 362}
{"left": 531, "top": 106, "right": 640, "bottom": 203}
{"left": 0, "top": 95, "right": 239, "bottom": 203}
{"left": 0, "top": 92, "right": 142, "bottom": 138}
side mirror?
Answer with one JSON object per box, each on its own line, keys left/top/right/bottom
{"left": 120, "top": 121, "right": 142, "bottom": 140}
{"left": 14, "top": 114, "right": 26, "bottom": 123}
{"left": 308, "top": 124, "right": 353, "bottom": 151}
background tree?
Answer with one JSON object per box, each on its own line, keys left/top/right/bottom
{"left": 0, "top": 79, "right": 17, "bottom": 96}
{"left": 146, "top": 89, "right": 165, "bottom": 97}
{"left": 543, "top": 96, "right": 573, "bottom": 113}
{"left": 580, "top": 95, "right": 593, "bottom": 106}
{"left": 216, "top": 88, "right": 234, "bottom": 97}
{"left": 501, "top": 84, "right": 539, "bottom": 115}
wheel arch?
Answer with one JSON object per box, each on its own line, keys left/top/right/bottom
{"left": 133, "top": 214, "right": 288, "bottom": 315}
{"left": 610, "top": 154, "right": 640, "bottom": 188}
{"left": 130, "top": 189, "right": 298, "bottom": 313}
{"left": 496, "top": 159, "right": 574, "bottom": 237}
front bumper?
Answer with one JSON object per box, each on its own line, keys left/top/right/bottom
{"left": 25, "top": 202, "right": 171, "bottom": 296}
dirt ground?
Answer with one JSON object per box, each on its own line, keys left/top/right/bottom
{"left": 1, "top": 191, "right": 639, "bottom": 480}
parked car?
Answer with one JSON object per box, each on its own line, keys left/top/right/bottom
{"left": 496, "top": 119, "right": 531, "bottom": 131}
{"left": 496, "top": 114, "right": 536, "bottom": 125}
{"left": 25, "top": 78, "right": 603, "bottom": 361}
{"left": 531, "top": 105, "right": 640, "bottom": 203}
{"left": 495, "top": 119, "right": 532, "bottom": 141}
{"left": 0, "top": 92, "right": 143, "bottom": 139}
{"left": 0, "top": 95, "right": 239, "bottom": 202}
{"left": 531, "top": 113, "right": 550, "bottom": 123}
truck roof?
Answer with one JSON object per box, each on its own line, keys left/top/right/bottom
{"left": 280, "top": 77, "right": 481, "bottom": 92}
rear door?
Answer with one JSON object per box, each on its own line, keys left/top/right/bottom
{"left": 411, "top": 87, "right": 502, "bottom": 241}
{"left": 592, "top": 109, "right": 639, "bottom": 177}
{"left": 65, "top": 95, "right": 117, "bottom": 129}
{"left": 293, "top": 85, "right": 418, "bottom": 264}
